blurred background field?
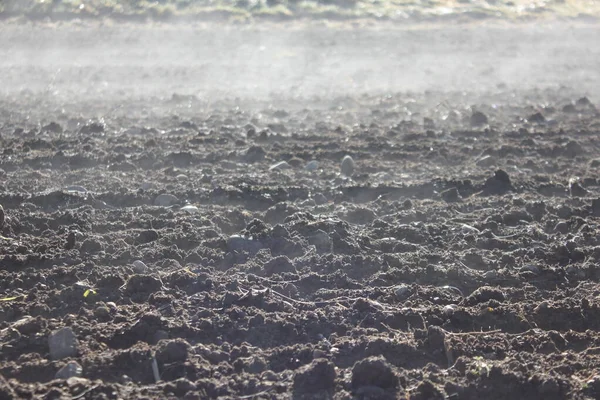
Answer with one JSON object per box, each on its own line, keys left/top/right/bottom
{"left": 1, "top": 0, "right": 598, "bottom": 22}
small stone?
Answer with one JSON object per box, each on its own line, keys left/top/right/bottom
{"left": 305, "top": 160, "right": 319, "bottom": 171}
{"left": 0, "top": 204, "right": 5, "bottom": 230}
{"left": 132, "top": 260, "right": 149, "bottom": 274}
{"left": 175, "top": 174, "right": 188, "bottom": 181}
{"left": 140, "top": 182, "right": 155, "bottom": 191}
{"left": 48, "top": 327, "right": 78, "bottom": 360}
{"left": 181, "top": 205, "right": 199, "bottom": 214}
{"left": 269, "top": 161, "right": 291, "bottom": 171}
{"left": 154, "top": 194, "right": 179, "bottom": 207}
{"left": 470, "top": 111, "right": 488, "bottom": 126}
{"left": 94, "top": 306, "right": 111, "bottom": 320}
{"left": 55, "top": 361, "right": 82, "bottom": 380}
{"left": 136, "top": 229, "right": 159, "bottom": 244}
{"left": 227, "top": 235, "right": 262, "bottom": 253}
{"left": 351, "top": 356, "right": 398, "bottom": 390}
{"left": 293, "top": 359, "right": 336, "bottom": 394}
{"left": 394, "top": 284, "right": 411, "bottom": 300}
{"left": 341, "top": 155, "right": 355, "bottom": 177}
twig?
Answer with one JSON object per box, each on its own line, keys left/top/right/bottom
{"left": 72, "top": 384, "right": 100, "bottom": 399}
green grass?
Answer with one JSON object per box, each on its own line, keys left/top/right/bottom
{"left": 1, "top": 0, "right": 598, "bottom": 22}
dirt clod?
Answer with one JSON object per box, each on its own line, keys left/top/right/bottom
{"left": 293, "top": 359, "right": 336, "bottom": 393}
{"left": 351, "top": 356, "right": 398, "bottom": 390}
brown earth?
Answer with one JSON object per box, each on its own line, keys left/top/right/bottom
{"left": 0, "top": 21, "right": 600, "bottom": 399}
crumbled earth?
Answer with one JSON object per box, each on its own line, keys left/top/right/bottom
{"left": 0, "top": 21, "right": 600, "bottom": 400}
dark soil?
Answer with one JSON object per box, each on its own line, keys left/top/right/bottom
{"left": 0, "top": 21, "right": 600, "bottom": 399}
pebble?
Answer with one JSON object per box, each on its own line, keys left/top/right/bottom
{"left": 55, "top": 361, "right": 82, "bottom": 380}
{"left": 269, "top": 161, "right": 292, "bottom": 171}
{"left": 132, "top": 260, "right": 149, "bottom": 274}
{"left": 48, "top": 327, "right": 79, "bottom": 360}
{"left": 227, "top": 235, "right": 262, "bottom": 253}
{"left": 341, "top": 155, "right": 355, "bottom": 176}
{"left": 181, "top": 205, "right": 199, "bottom": 214}
{"left": 176, "top": 174, "right": 188, "bottom": 181}
{"left": 140, "top": 182, "right": 155, "bottom": 191}
{"left": 394, "top": 284, "right": 411, "bottom": 300}
{"left": 305, "top": 160, "right": 319, "bottom": 171}
{"left": 154, "top": 193, "right": 179, "bottom": 207}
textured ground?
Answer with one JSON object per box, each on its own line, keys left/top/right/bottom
{"left": 0, "top": 21, "right": 600, "bottom": 399}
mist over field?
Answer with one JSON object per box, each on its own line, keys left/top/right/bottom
{"left": 1, "top": 2, "right": 600, "bottom": 399}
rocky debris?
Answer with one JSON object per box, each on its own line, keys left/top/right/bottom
{"left": 154, "top": 194, "right": 179, "bottom": 207}
{"left": 341, "top": 155, "right": 355, "bottom": 176}
{"left": 132, "top": 260, "right": 149, "bottom": 274}
{"left": 227, "top": 235, "right": 262, "bottom": 253}
{"left": 48, "top": 327, "right": 78, "bottom": 360}
{"left": 351, "top": 356, "right": 398, "bottom": 390}
{"left": 305, "top": 160, "right": 319, "bottom": 171}
{"left": 470, "top": 110, "right": 488, "bottom": 126}
{"left": 55, "top": 361, "right": 82, "bottom": 380}
{"left": 293, "top": 359, "right": 336, "bottom": 394}
{"left": 482, "top": 169, "right": 513, "bottom": 195}
{"left": 0, "top": 204, "right": 4, "bottom": 230}
{"left": 394, "top": 284, "right": 411, "bottom": 300}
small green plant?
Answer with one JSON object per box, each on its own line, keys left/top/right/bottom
{"left": 471, "top": 356, "right": 491, "bottom": 377}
